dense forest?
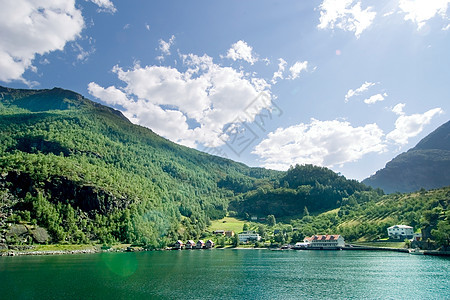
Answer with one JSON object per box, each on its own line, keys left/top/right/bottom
{"left": 1, "top": 86, "right": 448, "bottom": 249}
{"left": 0, "top": 86, "right": 367, "bottom": 247}
{"left": 229, "top": 164, "right": 374, "bottom": 217}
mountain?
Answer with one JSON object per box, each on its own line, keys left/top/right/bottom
{"left": 0, "top": 85, "right": 369, "bottom": 247}
{"left": 363, "top": 120, "right": 450, "bottom": 193}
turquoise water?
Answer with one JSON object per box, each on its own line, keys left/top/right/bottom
{"left": 0, "top": 250, "right": 449, "bottom": 299}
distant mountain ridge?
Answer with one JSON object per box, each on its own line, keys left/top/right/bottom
{"left": 363, "top": 120, "right": 450, "bottom": 193}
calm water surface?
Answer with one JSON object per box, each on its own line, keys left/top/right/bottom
{"left": 0, "top": 250, "right": 449, "bottom": 299}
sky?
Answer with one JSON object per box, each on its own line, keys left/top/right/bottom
{"left": 1, "top": 0, "right": 449, "bottom": 180}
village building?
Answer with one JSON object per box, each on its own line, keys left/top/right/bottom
{"left": 412, "top": 232, "right": 422, "bottom": 241}
{"left": 196, "top": 240, "right": 205, "bottom": 249}
{"left": 185, "top": 240, "right": 196, "bottom": 249}
{"left": 174, "top": 240, "right": 184, "bottom": 250}
{"left": 206, "top": 240, "right": 215, "bottom": 248}
{"left": 304, "top": 235, "right": 345, "bottom": 249}
{"left": 293, "top": 242, "right": 309, "bottom": 249}
{"left": 238, "top": 231, "right": 261, "bottom": 242}
{"left": 387, "top": 225, "right": 414, "bottom": 239}
{"left": 225, "top": 231, "right": 235, "bottom": 237}
{"left": 213, "top": 230, "right": 225, "bottom": 235}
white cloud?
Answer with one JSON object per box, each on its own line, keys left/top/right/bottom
{"left": 288, "top": 61, "right": 308, "bottom": 80}
{"left": 225, "top": 40, "right": 258, "bottom": 64}
{"left": 318, "top": 0, "right": 376, "bottom": 38}
{"left": 271, "top": 59, "right": 308, "bottom": 83}
{"left": 253, "top": 119, "right": 386, "bottom": 170}
{"left": 387, "top": 104, "right": 444, "bottom": 145}
{"left": 392, "top": 103, "right": 406, "bottom": 115}
{"left": 89, "top": 0, "right": 117, "bottom": 14}
{"left": 87, "top": 82, "right": 131, "bottom": 107}
{"left": 271, "top": 58, "right": 287, "bottom": 84}
{"left": 345, "top": 81, "right": 375, "bottom": 102}
{"left": 0, "top": 0, "right": 84, "bottom": 83}
{"left": 89, "top": 53, "right": 273, "bottom": 148}
{"left": 398, "top": 0, "right": 449, "bottom": 29}
{"left": 442, "top": 23, "right": 450, "bottom": 30}
{"left": 40, "top": 58, "right": 50, "bottom": 65}
{"left": 145, "top": 23, "right": 151, "bottom": 31}
{"left": 157, "top": 35, "right": 175, "bottom": 60}
{"left": 262, "top": 58, "right": 271, "bottom": 65}
{"left": 364, "top": 93, "right": 387, "bottom": 104}
{"left": 72, "top": 42, "right": 95, "bottom": 62}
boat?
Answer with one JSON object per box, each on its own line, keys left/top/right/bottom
{"left": 409, "top": 248, "right": 424, "bottom": 255}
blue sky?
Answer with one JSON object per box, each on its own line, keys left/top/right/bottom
{"left": 1, "top": 0, "right": 449, "bottom": 180}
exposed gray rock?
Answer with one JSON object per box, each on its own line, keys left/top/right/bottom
{"left": 6, "top": 224, "right": 28, "bottom": 238}
{"left": 31, "top": 227, "right": 51, "bottom": 243}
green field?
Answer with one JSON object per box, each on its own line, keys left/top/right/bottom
{"left": 208, "top": 217, "right": 247, "bottom": 233}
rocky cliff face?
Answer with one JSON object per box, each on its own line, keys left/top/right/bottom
{"left": 2, "top": 171, "right": 131, "bottom": 214}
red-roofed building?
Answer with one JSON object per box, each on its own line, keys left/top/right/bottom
{"left": 304, "top": 235, "right": 345, "bottom": 249}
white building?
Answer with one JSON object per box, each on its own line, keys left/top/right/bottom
{"left": 304, "top": 235, "right": 345, "bottom": 249}
{"left": 387, "top": 225, "right": 414, "bottom": 239}
{"left": 238, "top": 231, "right": 261, "bottom": 242}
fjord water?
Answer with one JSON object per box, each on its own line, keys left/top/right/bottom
{"left": 1, "top": 250, "right": 448, "bottom": 299}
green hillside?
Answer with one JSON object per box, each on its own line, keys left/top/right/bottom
{"left": 363, "top": 120, "right": 450, "bottom": 193}
{"left": 271, "top": 187, "right": 449, "bottom": 246}
{"left": 0, "top": 86, "right": 368, "bottom": 247}
{"left": 0, "top": 86, "right": 279, "bottom": 246}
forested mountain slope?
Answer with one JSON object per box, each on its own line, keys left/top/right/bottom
{"left": 363, "top": 121, "right": 450, "bottom": 193}
{"left": 0, "top": 86, "right": 371, "bottom": 246}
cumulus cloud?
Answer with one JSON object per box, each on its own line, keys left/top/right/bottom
{"left": 89, "top": 53, "right": 273, "bottom": 148}
{"left": 159, "top": 35, "right": 175, "bottom": 56}
{"left": 391, "top": 103, "right": 406, "bottom": 115}
{"left": 87, "top": 82, "right": 131, "bottom": 107}
{"left": 253, "top": 119, "right": 386, "bottom": 170}
{"left": 156, "top": 35, "right": 175, "bottom": 61}
{"left": 89, "top": 0, "right": 117, "bottom": 14}
{"left": 387, "top": 103, "right": 443, "bottom": 144}
{"left": 225, "top": 40, "right": 258, "bottom": 64}
{"left": 318, "top": 0, "right": 376, "bottom": 38}
{"left": 0, "top": 0, "right": 84, "bottom": 83}
{"left": 364, "top": 93, "right": 387, "bottom": 104}
{"left": 288, "top": 61, "right": 308, "bottom": 80}
{"left": 72, "top": 42, "right": 95, "bottom": 62}
{"left": 271, "top": 58, "right": 287, "bottom": 84}
{"left": 398, "top": 0, "right": 449, "bottom": 29}
{"left": 345, "top": 81, "right": 375, "bottom": 102}
{"left": 271, "top": 59, "right": 308, "bottom": 83}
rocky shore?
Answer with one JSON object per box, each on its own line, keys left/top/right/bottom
{"left": 0, "top": 244, "right": 149, "bottom": 256}
{"left": 0, "top": 248, "right": 98, "bottom": 256}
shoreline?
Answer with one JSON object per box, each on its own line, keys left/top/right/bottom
{"left": 2, "top": 245, "right": 450, "bottom": 257}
